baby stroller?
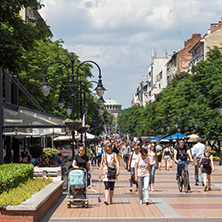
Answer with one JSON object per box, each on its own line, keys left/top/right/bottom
{"left": 67, "top": 168, "right": 89, "bottom": 208}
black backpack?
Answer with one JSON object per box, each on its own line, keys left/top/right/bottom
{"left": 202, "top": 154, "right": 211, "bottom": 167}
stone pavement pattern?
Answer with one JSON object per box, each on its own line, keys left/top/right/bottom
{"left": 41, "top": 162, "right": 222, "bottom": 222}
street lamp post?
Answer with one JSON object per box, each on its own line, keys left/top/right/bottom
{"left": 41, "top": 56, "right": 106, "bottom": 159}
{"left": 41, "top": 59, "right": 77, "bottom": 160}
{"left": 79, "top": 80, "right": 105, "bottom": 151}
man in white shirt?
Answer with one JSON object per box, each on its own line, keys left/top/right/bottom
{"left": 121, "top": 142, "right": 131, "bottom": 169}
{"left": 192, "top": 137, "right": 205, "bottom": 186}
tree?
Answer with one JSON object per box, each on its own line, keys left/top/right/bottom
{"left": 0, "top": 0, "right": 51, "bottom": 74}
{"left": 117, "top": 47, "right": 222, "bottom": 142}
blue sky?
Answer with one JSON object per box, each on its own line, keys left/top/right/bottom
{"left": 40, "top": 0, "right": 222, "bottom": 109}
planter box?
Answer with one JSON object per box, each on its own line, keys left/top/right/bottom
{"left": 65, "top": 121, "right": 82, "bottom": 131}
{"left": 0, "top": 179, "right": 63, "bottom": 222}
{"left": 78, "top": 126, "right": 89, "bottom": 134}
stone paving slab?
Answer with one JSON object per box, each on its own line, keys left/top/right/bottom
{"left": 40, "top": 163, "right": 222, "bottom": 221}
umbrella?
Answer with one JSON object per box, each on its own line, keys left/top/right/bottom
{"left": 187, "top": 134, "right": 199, "bottom": 142}
{"left": 53, "top": 134, "right": 80, "bottom": 141}
{"left": 161, "top": 133, "right": 187, "bottom": 142}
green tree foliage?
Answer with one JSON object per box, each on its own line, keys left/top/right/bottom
{"left": 0, "top": 0, "right": 51, "bottom": 74}
{"left": 117, "top": 105, "right": 143, "bottom": 137}
{"left": 19, "top": 38, "right": 97, "bottom": 119}
{"left": 118, "top": 47, "right": 222, "bottom": 142}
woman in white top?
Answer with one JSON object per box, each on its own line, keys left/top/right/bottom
{"left": 148, "top": 143, "right": 158, "bottom": 192}
{"left": 135, "top": 148, "right": 152, "bottom": 205}
{"left": 99, "top": 142, "right": 120, "bottom": 205}
{"left": 128, "top": 145, "right": 140, "bottom": 192}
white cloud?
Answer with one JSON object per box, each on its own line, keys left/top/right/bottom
{"left": 40, "top": 0, "right": 222, "bottom": 108}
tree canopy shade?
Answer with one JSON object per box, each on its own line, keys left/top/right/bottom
{"left": 0, "top": 0, "right": 51, "bottom": 74}
{"left": 0, "top": 0, "right": 108, "bottom": 135}
{"left": 117, "top": 47, "right": 222, "bottom": 142}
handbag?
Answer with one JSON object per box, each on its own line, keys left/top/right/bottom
{"left": 129, "top": 173, "right": 137, "bottom": 184}
{"left": 105, "top": 154, "right": 116, "bottom": 179}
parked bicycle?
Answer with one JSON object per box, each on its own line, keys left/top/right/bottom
{"left": 177, "top": 160, "right": 189, "bottom": 193}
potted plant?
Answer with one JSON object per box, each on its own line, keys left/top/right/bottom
{"left": 78, "top": 125, "right": 90, "bottom": 133}
{"left": 64, "top": 119, "right": 82, "bottom": 131}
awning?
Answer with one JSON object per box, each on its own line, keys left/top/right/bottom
{"left": 3, "top": 103, "right": 66, "bottom": 137}
{"left": 161, "top": 133, "right": 187, "bottom": 142}
{"left": 53, "top": 132, "right": 95, "bottom": 141}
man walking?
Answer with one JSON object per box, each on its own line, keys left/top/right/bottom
{"left": 121, "top": 142, "right": 131, "bottom": 170}
{"left": 192, "top": 137, "right": 205, "bottom": 186}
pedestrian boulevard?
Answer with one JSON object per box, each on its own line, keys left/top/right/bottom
{"left": 41, "top": 162, "right": 222, "bottom": 222}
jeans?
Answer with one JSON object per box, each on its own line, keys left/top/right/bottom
{"left": 130, "top": 167, "right": 138, "bottom": 188}
{"left": 195, "top": 158, "right": 203, "bottom": 184}
{"left": 138, "top": 175, "right": 150, "bottom": 202}
{"left": 149, "top": 164, "right": 156, "bottom": 185}
{"left": 177, "top": 158, "right": 188, "bottom": 177}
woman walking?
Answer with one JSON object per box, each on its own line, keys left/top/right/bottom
{"left": 198, "top": 145, "right": 215, "bottom": 191}
{"left": 162, "top": 145, "right": 172, "bottom": 171}
{"left": 99, "top": 143, "right": 120, "bottom": 205}
{"left": 135, "top": 148, "right": 152, "bottom": 205}
{"left": 148, "top": 143, "right": 158, "bottom": 192}
{"left": 128, "top": 145, "right": 140, "bottom": 192}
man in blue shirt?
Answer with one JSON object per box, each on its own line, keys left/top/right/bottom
{"left": 52, "top": 153, "right": 64, "bottom": 165}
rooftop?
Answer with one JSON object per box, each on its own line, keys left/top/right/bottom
{"left": 104, "top": 98, "right": 121, "bottom": 105}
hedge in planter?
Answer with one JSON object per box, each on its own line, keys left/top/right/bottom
{"left": 0, "top": 163, "right": 34, "bottom": 194}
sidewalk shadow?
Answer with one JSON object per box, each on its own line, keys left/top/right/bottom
{"left": 40, "top": 194, "right": 66, "bottom": 222}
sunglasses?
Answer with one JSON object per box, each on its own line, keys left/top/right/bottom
{"left": 134, "top": 148, "right": 138, "bottom": 150}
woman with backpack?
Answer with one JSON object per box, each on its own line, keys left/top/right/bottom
{"left": 198, "top": 145, "right": 215, "bottom": 191}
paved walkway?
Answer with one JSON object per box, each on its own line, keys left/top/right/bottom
{"left": 41, "top": 161, "right": 222, "bottom": 222}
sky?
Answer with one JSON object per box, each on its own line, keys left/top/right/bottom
{"left": 39, "top": 0, "right": 222, "bottom": 109}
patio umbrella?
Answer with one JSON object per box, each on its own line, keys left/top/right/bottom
{"left": 161, "top": 133, "right": 187, "bottom": 142}
{"left": 187, "top": 134, "right": 199, "bottom": 142}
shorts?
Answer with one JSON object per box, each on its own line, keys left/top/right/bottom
{"left": 104, "top": 181, "right": 115, "bottom": 190}
{"left": 164, "top": 156, "right": 171, "bottom": 161}
{"left": 157, "top": 155, "right": 162, "bottom": 162}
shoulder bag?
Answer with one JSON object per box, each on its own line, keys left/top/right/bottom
{"left": 105, "top": 153, "right": 116, "bottom": 179}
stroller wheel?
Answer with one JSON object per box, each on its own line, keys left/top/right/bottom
{"left": 67, "top": 203, "right": 71, "bottom": 208}
{"left": 84, "top": 201, "right": 89, "bottom": 208}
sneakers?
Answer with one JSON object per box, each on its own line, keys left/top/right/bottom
{"left": 195, "top": 183, "right": 199, "bottom": 186}
{"left": 204, "top": 186, "right": 207, "bottom": 192}
{"left": 188, "top": 184, "right": 191, "bottom": 191}
{"left": 104, "top": 201, "right": 109, "bottom": 205}
{"left": 208, "top": 187, "right": 212, "bottom": 191}
{"left": 139, "top": 200, "right": 143, "bottom": 204}
{"left": 151, "top": 187, "right": 154, "bottom": 192}
{"left": 129, "top": 187, "right": 132, "bottom": 192}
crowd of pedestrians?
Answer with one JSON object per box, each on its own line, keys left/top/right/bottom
{"left": 91, "top": 136, "right": 216, "bottom": 205}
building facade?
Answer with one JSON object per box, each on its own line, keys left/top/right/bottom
{"left": 104, "top": 98, "right": 122, "bottom": 118}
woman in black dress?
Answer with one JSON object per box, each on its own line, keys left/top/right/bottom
{"left": 198, "top": 145, "right": 215, "bottom": 192}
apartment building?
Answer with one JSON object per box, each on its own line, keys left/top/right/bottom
{"left": 167, "top": 34, "right": 201, "bottom": 83}
{"left": 132, "top": 18, "right": 222, "bottom": 107}
{"left": 189, "top": 18, "right": 222, "bottom": 70}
